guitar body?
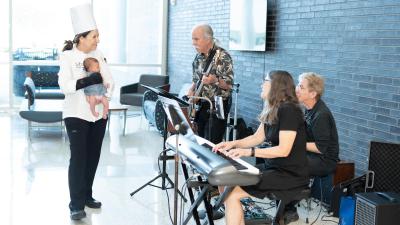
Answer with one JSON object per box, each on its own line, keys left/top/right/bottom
{"left": 188, "top": 80, "right": 205, "bottom": 119}
{"left": 189, "top": 48, "right": 222, "bottom": 120}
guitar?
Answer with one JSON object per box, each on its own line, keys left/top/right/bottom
{"left": 189, "top": 49, "right": 222, "bottom": 119}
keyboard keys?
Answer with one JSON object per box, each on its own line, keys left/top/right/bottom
{"left": 200, "top": 143, "right": 247, "bottom": 170}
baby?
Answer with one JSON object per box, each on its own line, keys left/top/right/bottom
{"left": 83, "top": 57, "right": 109, "bottom": 119}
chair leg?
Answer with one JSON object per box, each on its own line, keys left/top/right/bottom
{"left": 275, "top": 200, "right": 286, "bottom": 225}
{"left": 306, "top": 198, "right": 311, "bottom": 223}
{"left": 28, "top": 120, "right": 32, "bottom": 142}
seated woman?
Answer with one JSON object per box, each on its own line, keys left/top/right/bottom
{"left": 214, "top": 70, "right": 309, "bottom": 225}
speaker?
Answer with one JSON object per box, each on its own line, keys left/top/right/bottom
{"left": 368, "top": 142, "right": 400, "bottom": 192}
{"left": 355, "top": 192, "right": 400, "bottom": 225}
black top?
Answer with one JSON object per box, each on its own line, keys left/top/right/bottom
{"left": 304, "top": 100, "right": 339, "bottom": 162}
{"left": 263, "top": 102, "right": 309, "bottom": 179}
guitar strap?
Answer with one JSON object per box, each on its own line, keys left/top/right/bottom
{"left": 199, "top": 47, "right": 217, "bottom": 81}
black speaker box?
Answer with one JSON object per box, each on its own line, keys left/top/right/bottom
{"left": 355, "top": 192, "right": 400, "bottom": 225}
{"left": 368, "top": 142, "right": 400, "bottom": 192}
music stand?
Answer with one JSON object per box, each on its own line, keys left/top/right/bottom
{"left": 159, "top": 98, "right": 217, "bottom": 225}
{"left": 129, "top": 84, "right": 188, "bottom": 201}
{"left": 158, "top": 97, "right": 188, "bottom": 225}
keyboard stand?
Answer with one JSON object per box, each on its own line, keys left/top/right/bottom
{"left": 181, "top": 163, "right": 214, "bottom": 225}
{"left": 213, "top": 186, "right": 234, "bottom": 211}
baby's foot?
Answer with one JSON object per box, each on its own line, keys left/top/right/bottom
{"left": 102, "top": 113, "right": 108, "bottom": 119}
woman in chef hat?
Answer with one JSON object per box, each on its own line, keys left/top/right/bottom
{"left": 58, "top": 3, "right": 114, "bottom": 220}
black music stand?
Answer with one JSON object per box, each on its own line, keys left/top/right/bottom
{"left": 159, "top": 97, "right": 208, "bottom": 225}
{"left": 129, "top": 85, "right": 188, "bottom": 200}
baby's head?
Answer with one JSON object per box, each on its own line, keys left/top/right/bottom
{"left": 83, "top": 57, "right": 100, "bottom": 73}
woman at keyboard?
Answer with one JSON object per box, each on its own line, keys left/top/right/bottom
{"left": 214, "top": 70, "right": 309, "bottom": 225}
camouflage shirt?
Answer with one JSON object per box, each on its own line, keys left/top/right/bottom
{"left": 192, "top": 44, "right": 234, "bottom": 100}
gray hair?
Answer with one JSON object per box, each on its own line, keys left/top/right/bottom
{"left": 193, "top": 24, "right": 214, "bottom": 40}
{"left": 298, "top": 72, "right": 325, "bottom": 100}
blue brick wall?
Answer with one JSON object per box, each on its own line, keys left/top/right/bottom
{"left": 167, "top": 0, "right": 400, "bottom": 175}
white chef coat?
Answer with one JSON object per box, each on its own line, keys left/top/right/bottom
{"left": 58, "top": 45, "right": 114, "bottom": 122}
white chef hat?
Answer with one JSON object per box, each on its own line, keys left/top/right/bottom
{"left": 70, "top": 3, "right": 97, "bottom": 35}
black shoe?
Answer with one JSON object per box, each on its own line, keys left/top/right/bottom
{"left": 86, "top": 198, "right": 102, "bottom": 209}
{"left": 283, "top": 210, "right": 299, "bottom": 225}
{"left": 70, "top": 209, "right": 86, "bottom": 220}
{"left": 198, "top": 208, "right": 225, "bottom": 220}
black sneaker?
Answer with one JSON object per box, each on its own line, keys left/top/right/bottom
{"left": 198, "top": 208, "right": 225, "bottom": 220}
{"left": 86, "top": 198, "right": 102, "bottom": 209}
{"left": 70, "top": 209, "right": 86, "bottom": 220}
{"left": 283, "top": 210, "right": 299, "bottom": 225}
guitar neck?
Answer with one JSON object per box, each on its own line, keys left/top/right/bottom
{"left": 194, "top": 49, "right": 219, "bottom": 98}
{"left": 194, "top": 82, "right": 204, "bottom": 97}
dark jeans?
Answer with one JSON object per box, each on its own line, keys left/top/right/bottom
{"left": 64, "top": 117, "right": 107, "bottom": 210}
{"left": 194, "top": 99, "right": 229, "bottom": 144}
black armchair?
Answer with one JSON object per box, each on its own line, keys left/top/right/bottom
{"left": 120, "top": 74, "right": 169, "bottom": 107}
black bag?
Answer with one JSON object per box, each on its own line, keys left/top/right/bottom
{"left": 227, "top": 118, "right": 254, "bottom": 140}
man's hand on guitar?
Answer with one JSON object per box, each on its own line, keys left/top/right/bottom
{"left": 201, "top": 74, "right": 218, "bottom": 85}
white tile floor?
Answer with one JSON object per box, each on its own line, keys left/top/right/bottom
{"left": 0, "top": 109, "right": 339, "bottom": 225}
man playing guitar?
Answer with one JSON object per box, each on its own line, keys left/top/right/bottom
{"left": 185, "top": 23, "right": 234, "bottom": 221}
{"left": 187, "top": 24, "right": 234, "bottom": 145}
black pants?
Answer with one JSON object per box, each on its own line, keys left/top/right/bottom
{"left": 285, "top": 153, "right": 337, "bottom": 212}
{"left": 307, "top": 153, "right": 337, "bottom": 177}
{"left": 194, "top": 99, "right": 229, "bottom": 144}
{"left": 64, "top": 117, "right": 107, "bottom": 211}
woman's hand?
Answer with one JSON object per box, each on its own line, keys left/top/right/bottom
{"left": 226, "top": 148, "right": 251, "bottom": 159}
{"left": 213, "top": 141, "right": 236, "bottom": 153}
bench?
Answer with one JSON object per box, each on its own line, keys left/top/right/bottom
{"left": 19, "top": 83, "right": 64, "bottom": 138}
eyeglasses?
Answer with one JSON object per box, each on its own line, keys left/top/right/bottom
{"left": 264, "top": 72, "right": 272, "bottom": 81}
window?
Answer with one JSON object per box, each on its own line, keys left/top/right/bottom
{"left": 13, "top": 0, "right": 86, "bottom": 50}
{"left": 0, "top": 0, "right": 9, "bottom": 107}
{"left": 93, "top": 0, "right": 164, "bottom": 65}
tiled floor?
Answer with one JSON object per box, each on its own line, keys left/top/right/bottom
{"left": 1, "top": 109, "right": 338, "bottom": 225}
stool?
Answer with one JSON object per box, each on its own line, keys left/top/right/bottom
{"left": 267, "top": 187, "right": 311, "bottom": 225}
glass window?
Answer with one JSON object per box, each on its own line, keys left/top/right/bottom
{"left": 93, "top": 0, "right": 163, "bottom": 65}
{"left": 0, "top": 0, "right": 9, "bottom": 107}
{"left": 12, "top": 0, "right": 87, "bottom": 51}
{"left": 110, "top": 65, "right": 161, "bottom": 101}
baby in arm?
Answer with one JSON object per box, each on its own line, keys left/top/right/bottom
{"left": 83, "top": 57, "right": 109, "bottom": 119}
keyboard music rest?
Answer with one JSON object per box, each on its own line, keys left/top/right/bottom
{"left": 166, "top": 135, "right": 260, "bottom": 186}
{"left": 167, "top": 106, "right": 194, "bottom": 133}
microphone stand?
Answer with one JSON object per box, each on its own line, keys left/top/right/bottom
{"left": 173, "top": 128, "right": 180, "bottom": 225}
{"left": 225, "top": 83, "right": 240, "bottom": 141}
{"left": 189, "top": 96, "right": 214, "bottom": 139}
{"left": 232, "top": 83, "right": 240, "bottom": 141}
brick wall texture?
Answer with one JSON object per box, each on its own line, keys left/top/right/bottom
{"left": 167, "top": 0, "right": 400, "bottom": 174}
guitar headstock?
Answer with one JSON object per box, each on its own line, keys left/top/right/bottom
{"left": 214, "top": 49, "right": 222, "bottom": 65}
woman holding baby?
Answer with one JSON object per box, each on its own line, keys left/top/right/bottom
{"left": 58, "top": 3, "right": 114, "bottom": 220}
